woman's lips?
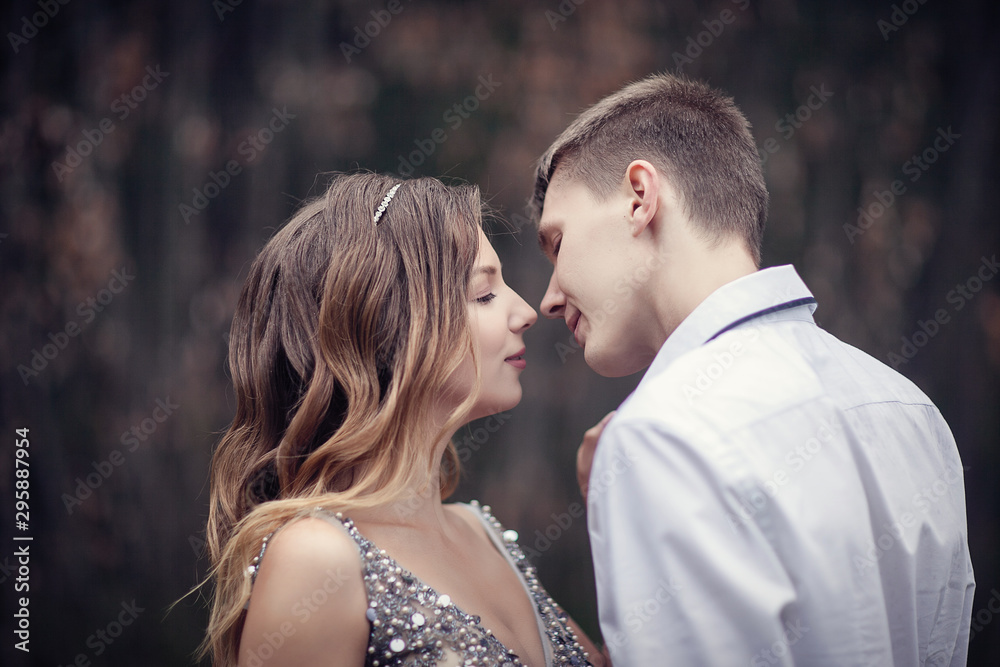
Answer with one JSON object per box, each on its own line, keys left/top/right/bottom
{"left": 504, "top": 348, "right": 527, "bottom": 369}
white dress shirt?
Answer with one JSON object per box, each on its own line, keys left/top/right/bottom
{"left": 588, "top": 265, "right": 974, "bottom": 666}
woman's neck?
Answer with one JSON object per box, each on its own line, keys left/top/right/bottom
{"left": 350, "top": 430, "right": 457, "bottom": 534}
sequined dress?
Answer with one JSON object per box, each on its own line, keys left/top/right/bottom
{"left": 256, "top": 501, "right": 594, "bottom": 667}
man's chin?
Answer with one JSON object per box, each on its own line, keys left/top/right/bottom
{"left": 583, "top": 341, "right": 652, "bottom": 378}
{"left": 583, "top": 344, "right": 647, "bottom": 378}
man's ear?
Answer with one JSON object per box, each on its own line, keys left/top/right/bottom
{"left": 623, "top": 160, "right": 660, "bottom": 238}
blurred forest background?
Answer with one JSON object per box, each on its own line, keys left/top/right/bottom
{"left": 1, "top": 0, "right": 998, "bottom": 664}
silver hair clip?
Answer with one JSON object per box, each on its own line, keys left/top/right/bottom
{"left": 373, "top": 183, "right": 401, "bottom": 225}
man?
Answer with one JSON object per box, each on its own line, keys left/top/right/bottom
{"left": 532, "top": 73, "right": 974, "bottom": 665}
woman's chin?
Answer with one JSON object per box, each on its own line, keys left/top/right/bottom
{"left": 467, "top": 389, "right": 521, "bottom": 422}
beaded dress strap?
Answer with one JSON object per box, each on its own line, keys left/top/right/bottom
{"left": 329, "top": 508, "right": 523, "bottom": 666}
{"left": 319, "top": 503, "right": 593, "bottom": 667}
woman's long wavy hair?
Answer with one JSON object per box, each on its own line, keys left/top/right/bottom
{"left": 200, "top": 173, "right": 483, "bottom": 666}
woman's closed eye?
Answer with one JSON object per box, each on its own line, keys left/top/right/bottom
{"left": 475, "top": 292, "right": 498, "bottom": 304}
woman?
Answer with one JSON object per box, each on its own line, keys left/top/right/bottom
{"left": 201, "top": 173, "right": 603, "bottom": 666}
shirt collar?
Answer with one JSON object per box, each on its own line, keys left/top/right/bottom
{"left": 645, "top": 264, "right": 817, "bottom": 379}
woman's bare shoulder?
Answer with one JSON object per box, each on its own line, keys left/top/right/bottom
{"left": 239, "top": 514, "right": 369, "bottom": 666}
{"left": 443, "top": 501, "right": 483, "bottom": 530}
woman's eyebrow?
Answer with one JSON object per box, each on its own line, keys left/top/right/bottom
{"left": 473, "top": 265, "right": 499, "bottom": 276}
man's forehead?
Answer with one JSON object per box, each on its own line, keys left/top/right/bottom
{"left": 539, "top": 173, "right": 580, "bottom": 219}
{"left": 537, "top": 189, "right": 569, "bottom": 230}
{"left": 546, "top": 166, "right": 576, "bottom": 196}
{"left": 538, "top": 174, "right": 591, "bottom": 243}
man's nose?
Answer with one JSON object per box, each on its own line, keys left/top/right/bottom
{"left": 540, "top": 270, "right": 566, "bottom": 319}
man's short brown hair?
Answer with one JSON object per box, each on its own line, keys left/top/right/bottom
{"left": 531, "top": 73, "right": 768, "bottom": 265}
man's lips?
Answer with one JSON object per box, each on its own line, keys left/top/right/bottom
{"left": 504, "top": 348, "right": 527, "bottom": 369}
{"left": 567, "top": 312, "right": 582, "bottom": 343}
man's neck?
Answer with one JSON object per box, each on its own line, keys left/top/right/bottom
{"left": 647, "top": 240, "right": 757, "bottom": 353}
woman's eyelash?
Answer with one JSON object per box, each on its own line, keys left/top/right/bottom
{"left": 476, "top": 292, "right": 497, "bottom": 304}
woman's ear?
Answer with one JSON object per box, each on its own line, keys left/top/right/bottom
{"left": 623, "top": 160, "right": 661, "bottom": 238}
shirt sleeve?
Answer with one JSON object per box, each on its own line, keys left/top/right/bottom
{"left": 588, "top": 417, "right": 805, "bottom": 667}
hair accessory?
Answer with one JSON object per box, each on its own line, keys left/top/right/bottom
{"left": 373, "top": 183, "right": 401, "bottom": 225}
